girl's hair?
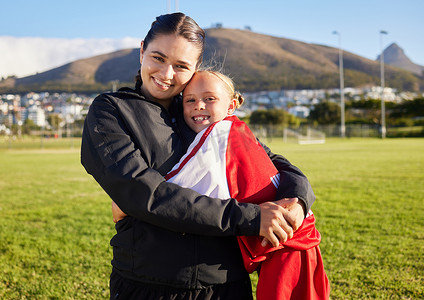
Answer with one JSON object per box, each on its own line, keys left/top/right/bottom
{"left": 196, "top": 70, "right": 244, "bottom": 109}
{"left": 136, "top": 13, "right": 205, "bottom": 84}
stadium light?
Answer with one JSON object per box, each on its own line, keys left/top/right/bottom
{"left": 332, "top": 31, "right": 345, "bottom": 138}
{"left": 380, "top": 30, "right": 388, "bottom": 139}
{"left": 167, "top": 0, "right": 179, "bottom": 13}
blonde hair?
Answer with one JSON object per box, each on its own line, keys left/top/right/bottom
{"left": 195, "top": 70, "right": 244, "bottom": 109}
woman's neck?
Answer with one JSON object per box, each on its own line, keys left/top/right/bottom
{"left": 139, "top": 84, "right": 172, "bottom": 110}
{"left": 154, "top": 98, "right": 172, "bottom": 110}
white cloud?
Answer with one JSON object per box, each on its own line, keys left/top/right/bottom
{"left": 0, "top": 36, "right": 140, "bottom": 79}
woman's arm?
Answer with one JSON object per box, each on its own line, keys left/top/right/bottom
{"left": 112, "top": 198, "right": 292, "bottom": 247}
{"left": 259, "top": 140, "right": 316, "bottom": 214}
{"left": 82, "top": 94, "right": 262, "bottom": 237}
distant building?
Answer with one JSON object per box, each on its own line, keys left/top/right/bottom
{"left": 56, "top": 103, "right": 84, "bottom": 122}
{"left": 365, "top": 86, "right": 400, "bottom": 102}
{"left": 24, "top": 105, "right": 46, "bottom": 127}
{"left": 0, "top": 101, "right": 8, "bottom": 114}
{"left": 211, "top": 23, "right": 223, "bottom": 28}
{"left": 288, "top": 106, "right": 310, "bottom": 118}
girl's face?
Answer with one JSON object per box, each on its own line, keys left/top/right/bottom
{"left": 139, "top": 34, "right": 200, "bottom": 108}
{"left": 183, "top": 73, "right": 236, "bottom": 133}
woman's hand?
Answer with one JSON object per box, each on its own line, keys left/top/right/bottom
{"left": 259, "top": 198, "right": 305, "bottom": 247}
{"left": 275, "top": 197, "right": 305, "bottom": 231}
{"left": 112, "top": 201, "right": 127, "bottom": 223}
{"left": 259, "top": 202, "right": 293, "bottom": 247}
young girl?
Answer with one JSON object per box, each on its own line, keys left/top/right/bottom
{"left": 175, "top": 70, "right": 330, "bottom": 299}
{"left": 113, "top": 70, "right": 330, "bottom": 299}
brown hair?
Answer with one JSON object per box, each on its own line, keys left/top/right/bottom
{"left": 144, "top": 13, "right": 205, "bottom": 66}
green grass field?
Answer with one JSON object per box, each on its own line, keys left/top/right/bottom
{"left": 1, "top": 138, "right": 423, "bottom": 299}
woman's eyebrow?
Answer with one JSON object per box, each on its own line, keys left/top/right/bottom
{"left": 151, "top": 50, "right": 193, "bottom": 67}
{"left": 178, "top": 60, "right": 193, "bottom": 67}
{"left": 151, "top": 50, "right": 166, "bottom": 57}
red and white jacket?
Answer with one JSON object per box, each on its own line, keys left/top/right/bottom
{"left": 166, "top": 115, "right": 330, "bottom": 299}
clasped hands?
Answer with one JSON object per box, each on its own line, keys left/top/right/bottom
{"left": 259, "top": 197, "right": 305, "bottom": 247}
{"left": 112, "top": 197, "right": 305, "bottom": 248}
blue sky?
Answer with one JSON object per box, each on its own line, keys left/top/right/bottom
{"left": 1, "top": 0, "right": 423, "bottom": 77}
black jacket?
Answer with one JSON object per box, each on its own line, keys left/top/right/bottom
{"left": 81, "top": 87, "right": 315, "bottom": 289}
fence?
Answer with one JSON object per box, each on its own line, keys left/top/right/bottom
{"left": 1, "top": 124, "right": 422, "bottom": 149}
{"left": 249, "top": 124, "right": 423, "bottom": 144}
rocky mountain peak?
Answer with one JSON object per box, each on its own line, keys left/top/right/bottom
{"left": 377, "top": 43, "right": 423, "bottom": 76}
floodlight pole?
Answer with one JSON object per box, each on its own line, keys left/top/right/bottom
{"left": 167, "top": 0, "right": 179, "bottom": 13}
{"left": 380, "top": 30, "right": 388, "bottom": 139}
{"left": 333, "top": 31, "right": 345, "bottom": 138}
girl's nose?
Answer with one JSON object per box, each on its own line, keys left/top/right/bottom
{"left": 194, "top": 100, "right": 205, "bottom": 110}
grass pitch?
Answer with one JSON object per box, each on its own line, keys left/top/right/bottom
{"left": 0, "top": 138, "right": 423, "bottom": 299}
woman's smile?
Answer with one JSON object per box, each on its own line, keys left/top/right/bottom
{"left": 152, "top": 77, "right": 172, "bottom": 90}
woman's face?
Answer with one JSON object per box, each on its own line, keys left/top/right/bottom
{"left": 182, "top": 72, "right": 236, "bottom": 133}
{"left": 139, "top": 34, "right": 200, "bottom": 108}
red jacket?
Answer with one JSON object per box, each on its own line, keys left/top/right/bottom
{"left": 167, "top": 115, "right": 330, "bottom": 299}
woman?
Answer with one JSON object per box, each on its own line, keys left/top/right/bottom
{"left": 81, "top": 13, "right": 315, "bottom": 299}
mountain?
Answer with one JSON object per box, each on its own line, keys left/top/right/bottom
{"left": 376, "top": 43, "right": 424, "bottom": 76}
{"left": 1, "top": 28, "right": 422, "bottom": 93}
{"left": 0, "top": 48, "right": 140, "bottom": 93}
